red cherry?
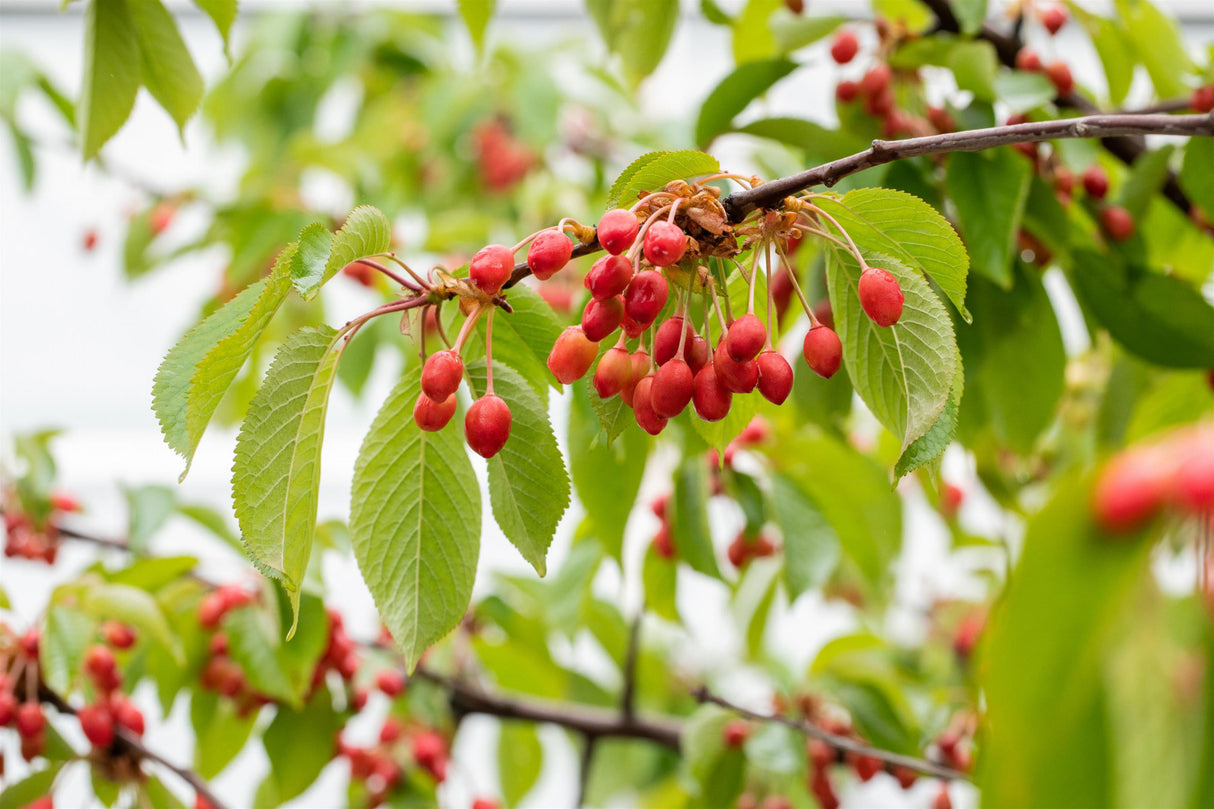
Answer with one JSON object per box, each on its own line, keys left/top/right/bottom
{"left": 197, "top": 794, "right": 217, "bottom": 809}
{"left": 933, "top": 784, "right": 953, "bottom": 809}
{"left": 808, "top": 739, "right": 834, "bottom": 770}
{"left": 1100, "top": 205, "right": 1135, "bottom": 241}
{"left": 642, "top": 222, "right": 686, "bottom": 267}
{"left": 727, "top": 533, "right": 750, "bottom": 568}
{"left": 465, "top": 395, "right": 512, "bottom": 458}
{"left": 623, "top": 270, "right": 669, "bottom": 325}
{"left": 809, "top": 770, "right": 839, "bottom": 809}
{"left": 632, "top": 376, "right": 668, "bottom": 435}
{"left": 79, "top": 704, "right": 115, "bottom": 748}
{"left": 102, "top": 622, "right": 136, "bottom": 650}
{"left": 857, "top": 267, "right": 904, "bottom": 327}
{"left": 471, "top": 798, "right": 501, "bottom": 809}
{"left": 597, "top": 209, "right": 640, "bottom": 255}
{"left": 209, "top": 632, "right": 229, "bottom": 657}
{"left": 651, "top": 359, "right": 695, "bottom": 418}
{"left": 376, "top": 669, "right": 406, "bottom": 697}
{"left": 864, "top": 86, "right": 895, "bottom": 117}
{"left": 830, "top": 30, "right": 859, "bottom": 64}
{"left": 149, "top": 203, "right": 175, "bottom": 235}
{"left": 722, "top": 719, "right": 751, "bottom": 747}
{"left": 620, "top": 313, "right": 647, "bottom": 339}
{"left": 725, "top": 314, "right": 766, "bottom": 362}
{"left": 547, "top": 326, "right": 599, "bottom": 384}
{"left": 470, "top": 244, "right": 515, "bottom": 295}
{"left": 197, "top": 592, "right": 226, "bottom": 628}
{"left": 113, "top": 698, "right": 145, "bottom": 736}
{"left": 527, "top": 229, "right": 573, "bottom": 280}
{"left": 756, "top": 351, "right": 793, "bottom": 405}
{"left": 620, "top": 350, "right": 651, "bottom": 407}
{"left": 1082, "top": 164, "right": 1109, "bottom": 199}
{"left": 16, "top": 703, "right": 46, "bottom": 738}
{"left": 411, "top": 730, "right": 446, "bottom": 768}
{"left": 413, "top": 393, "right": 457, "bottom": 432}
{"left": 379, "top": 716, "right": 404, "bottom": 744}
{"left": 847, "top": 751, "right": 882, "bottom": 781}
{"left": 860, "top": 63, "right": 891, "bottom": 96}
{"left": 342, "top": 262, "right": 376, "bottom": 287}
{"left": 593, "top": 347, "right": 633, "bottom": 398}
{"left": 891, "top": 765, "right": 917, "bottom": 789}
{"left": 1175, "top": 446, "right": 1214, "bottom": 515}
{"left": 835, "top": 80, "right": 859, "bottom": 103}
{"left": 686, "top": 334, "right": 710, "bottom": 375}
{"left": 941, "top": 482, "right": 964, "bottom": 519}
{"left": 20, "top": 628, "right": 40, "bottom": 657}
{"left": 1092, "top": 447, "right": 1170, "bottom": 533}
{"left": 421, "top": 350, "right": 464, "bottom": 401}
{"left": 1193, "top": 85, "right": 1214, "bottom": 113}
{"left": 49, "top": 492, "right": 81, "bottom": 513}
{"left": 351, "top": 687, "right": 369, "bottom": 712}
{"left": 581, "top": 296, "right": 625, "bottom": 342}
{"left": 83, "top": 229, "right": 99, "bottom": 251}
{"left": 84, "top": 644, "right": 116, "bottom": 681}
{"left": 1046, "top": 61, "right": 1074, "bottom": 95}
{"left": 652, "top": 525, "right": 676, "bottom": 559}
{"left": 693, "top": 365, "right": 733, "bottom": 422}
{"left": 0, "top": 691, "right": 17, "bottom": 725}
{"left": 1040, "top": 3, "right": 1067, "bottom": 34}
{"left": 585, "top": 255, "right": 633, "bottom": 300}
{"left": 653, "top": 317, "right": 696, "bottom": 366}
{"left": 713, "top": 343, "right": 759, "bottom": 393}
{"left": 1015, "top": 47, "right": 1042, "bottom": 72}
{"left": 802, "top": 325, "right": 842, "bottom": 378}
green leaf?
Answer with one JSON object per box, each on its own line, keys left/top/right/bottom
{"left": 6, "top": 122, "right": 35, "bottom": 190}
{"left": 466, "top": 284, "right": 565, "bottom": 395}
{"left": 669, "top": 459, "right": 720, "bottom": 579}
{"left": 192, "top": 0, "right": 237, "bottom": 55}
{"left": 40, "top": 605, "right": 97, "bottom": 693}
{"left": 221, "top": 606, "right": 296, "bottom": 705}
{"left": 682, "top": 705, "right": 746, "bottom": 804}
{"left": 894, "top": 369, "right": 960, "bottom": 479}
{"left": 731, "top": 0, "right": 780, "bottom": 63}
{"left": 128, "top": 0, "right": 204, "bottom": 133}
{"left": 109, "top": 555, "right": 199, "bottom": 589}
{"left": 466, "top": 361, "right": 568, "bottom": 576}
{"left": 81, "top": 582, "right": 180, "bottom": 660}
{"left": 350, "top": 372, "right": 480, "bottom": 671}
{"left": 191, "top": 691, "right": 258, "bottom": 779}
{"left": 1180, "top": 137, "right": 1214, "bottom": 221}
{"left": 946, "top": 148, "right": 1031, "bottom": 288}
{"left": 79, "top": 0, "right": 140, "bottom": 159}
{"left": 642, "top": 545, "right": 680, "bottom": 623}
{"left": 570, "top": 379, "right": 648, "bottom": 562}
{"left": 498, "top": 721, "right": 543, "bottom": 807}
{"left": 769, "top": 473, "right": 840, "bottom": 600}
{"left": 733, "top": 557, "right": 779, "bottom": 658}
{"left": 949, "top": 40, "right": 999, "bottom": 101}
{"left": 124, "top": 483, "right": 176, "bottom": 554}
{"left": 771, "top": 13, "right": 846, "bottom": 54}
{"left": 951, "top": 0, "right": 988, "bottom": 34}
{"left": 290, "top": 206, "right": 393, "bottom": 300}
{"left": 0, "top": 763, "right": 64, "bottom": 809}
{"left": 733, "top": 117, "right": 867, "bottom": 162}
{"left": 1068, "top": 4, "right": 1135, "bottom": 105}
{"left": 232, "top": 326, "right": 343, "bottom": 632}
{"left": 586, "top": 0, "right": 679, "bottom": 87}
{"left": 606, "top": 150, "right": 721, "bottom": 210}
{"left": 589, "top": 379, "right": 638, "bottom": 444}
{"left": 993, "top": 71, "right": 1057, "bottom": 113}
{"left": 1118, "top": 144, "right": 1174, "bottom": 220}
{"left": 264, "top": 691, "right": 344, "bottom": 803}
{"left": 1113, "top": 0, "right": 1195, "bottom": 99}
{"left": 1070, "top": 251, "right": 1214, "bottom": 369}
{"left": 826, "top": 251, "right": 958, "bottom": 451}
{"left": 458, "top": 0, "right": 494, "bottom": 53}
{"left": 142, "top": 778, "right": 188, "bottom": 809}
{"left": 818, "top": 188, "right": 970, "bottom": 322}
{"left": 695, "top": 59, "right": 797, "bottom": 148}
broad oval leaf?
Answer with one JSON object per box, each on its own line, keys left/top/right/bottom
{"left": 80, "top": 0, "right": 140, "bottom": 159}
{"left": 290, "top": 206, "right": 393, "bottom": 300}
{"left": 607, "top": 150, "right": 720, "bottom": 210}
{"left": 350, "top": 372, "right": 480, "bottom": 670}
{"left": 695, "top": 58, "right": 797, "bottom": 148}
{"left": 128, "top": 0, "right": 204, "bottom": 133}
{"left": 769, "top": 473, "right": 840, "bottom": 600}
{"left": 946, "top": 148, "right": 1031, "bottom": 289}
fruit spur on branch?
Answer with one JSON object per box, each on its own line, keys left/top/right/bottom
{"left": 409, "top": 173, "right": 906, "bottom": 451}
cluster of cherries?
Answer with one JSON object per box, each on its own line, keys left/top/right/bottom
{"left": 76, "top": 627, "right": 148, "bottom": 751}
{"left": 337, "top": 719, "right": 450, "bottom": 805}
{"left": 2, "top": 491, "right": 81, "bottom": 564}
{"left": 473, "top": 118, "right": 537, "bottom": 193}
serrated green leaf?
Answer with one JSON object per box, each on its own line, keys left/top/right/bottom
{"left": 40, "top": 605, "right": 97, "bottom": 693}
{"left": 80, "top": 0, "right": 140, "bottom": 159}
{"left": 946, "top": 148, "right": 1030, "bottom": 289}
{"left": 769, "top": 474, "right": 840, "bottom": 600}
{"left": 669, "top": 458, "right": 720, "bottom": 579}
{"left": 771, "top": 13, "right": 846, "bottom": 54}
{"left": 894, "top": 369, "right": 960, "bottom": 479}
{"left": 458, "top": 0, "right": 494, "bottom": 53}
{"left": 81, "top": 582, "right": 180, "bottom": 661}
{"left": 221, "top": 605, "right": 296, "bottom": 705}
{"left": 588, "top": 378, "right": 636, "bottom": 444}
{"left": 498, "top": 721, "right": 543, "bottom": 807}
{"left": 191, "top": 691, "right": 258, "bottom": 778}
{"left": 350, "top": 372, "right": 480, "bottom": 671}
{"left": 264, "top": 691, "right": 344, "bottom": 803}
{"left": 466, "top": 360, "right": 568, "bottom": 576}
{"left": 1180, "top": 137, "right": 1214, "bottom": 221}
{"left": 291, "top": 206, "right": 393, "bottom": 300}
{"left": 695, "top": 59, "right": 797, "bottom": 148}
{"left": 192, "top": 0, "right": 237, "bottom": 56}
{"left": 232, "top": 326, "right": 342, "bottom": 633}
{"left": 124, "top": 483, "right": 176, "bottom": 554}
{"left": 128, "top": 0, "right": 204, "bottom": 133}
{"left": 0, "top": 763, "right": 64, "bottom": 809}
{"left": 607, "top": 150, "right": 720, "bottom": 210}
{"left": 464, "top": 284, "right": 564, "bottom": 395}
{"left": 826, "top": 251, "right": 958, "bottom": 450}
{"left": 817, "top": 188, "right": 970, "bottom": 322}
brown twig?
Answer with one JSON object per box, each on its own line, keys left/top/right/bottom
{"left": 620, "top": 613, "right": 642, "bottom": 720}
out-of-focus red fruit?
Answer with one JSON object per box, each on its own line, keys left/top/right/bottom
{"left": 421, "top": 350, "right": 464, "bottom": 401}
{"left": 809, "top": 769, "right": 839, "bottom": 809}
{"left": 847, "top": 751, "right": 882, "bottom": 781}
{"left": 928, "top": 105, "right": 955, "bottom": 133}
{"left": 585, "top": 255, "right": 633, "bottom": 300}
{"left": 1015, "top": 48, "right": 1042, "bottom": 72}
{"left": 954, "top": 611, "right": 985, "bottom": 658}
{"left": 102, "top": 622, "right": 136, "bottom": 650}
{"left": 411, "top": 730, "right": 446, "bottom": 768}
{"left": 49, "top": 492, "right": 81, "bottom": 513}
{"left": 581, "top": 296, "right": 625, "bottom": 342}
{"left": 597, "top": 209, "right": 640, "bottom": 255}
{"left": 652, "top": 524, "right": 676, "bottom": 559}
{"left": 1082, "top": 164, "right": 1109, "bottom": 199}
{"left": 113, "top": 698, "right": 145, "bottom": 736}
{"left": 858, "top": 267, "right": 904, "bottom": 327}
{"left": 859, "top": 63, "right": 891, "bottom": 96}
{"left": 1100, "top": 205, "right": 1135, "bottom": 241}
{"left": 376, "top": 669, "right": 406, "bottom": 697}
{"left": 84, "top": 644, "right": 117, "bottom": 681}
{"left": 643, "top": 221, "right": 686, "bottom": 267}
{"left": 722, "top": 719, "right": 751, "bottom": 747}
{"left": 16, "top": 703, "right": 45, "bottom": 738}
{"left": 892, "top": 765, "right": 917, "bottom": 789}
{"left": 527, "top": 229, "right": 573, "bottom": 280}
{"left": 1040, "top": 3, "right": 1067, "bottom": 34}
{"left": 1046, "top": 61, "right": 1074, "bottom": 95}
{"left": 537, "top": 284, "right": 574, "bottom": 313}
{"left": 341, "top": 262, "right": 376, "bottom": 287}
{"left": 941, "top": 482, "right": 964, "bottom": 519}
{"left": 1175, "top": 445, "right": 1214, "bottom": 514}
{"left": 470, "top": 244, "right": 515, "bottom": 295}
{"left": 1193, "top": 85, "right": 1214, "bottom": 113}
{"left": 379, "top": 716, "right": 404, "bottom": 744}
{"left": 413, "top": 393, "right": 457, "bottom": 432}
{"left": 197, "top": 592, "right": 226, "bottom": 628}
{"left": 0, "top": 692, "right": 17, "bottom": 726}
{"left": 830, "top": 30, "right": 859, "bottom": 64}
{"left": 149, "top": 203, "right": 176, "bottom": 235}
{"left": 471, "top": 799, "right": 501, "bottom": 809}
{"left": 547, "top": 326, "right": 599, "bottom": 383}
{"left": 83, "top": 229, "right": 99, "bottom": 251}
{"left": 934, "top": 784, "right": 954, "bottom": 809}
{"left": 835, "top": 80, "right": 859, "bottom": 103}
{"left": 20, "top": 629, "right": 40, "bottom": 657}
{"left": 465, "top": 395, "right": 512, "bottom": 459}
{"left": 808, "top": 738, "right": 834, "bottom": 770}
{"left": 653, "top": 317, "right": 695, "bottom": 366}
{"left": 802, "top": 325, "right": 843, "bottom": 378}
{"left": 351, "top": 688, "right": 369, "bottom": 712}
{"left": 78, "top": 704, "right": 115, "bottom": 748}
{"left": 756, "top": 351, "right": 793, "bottom": 405}
{"left": 864, "top": 86, "right": 896, "bottom": 118}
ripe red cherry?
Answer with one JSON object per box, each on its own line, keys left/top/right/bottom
{"left": 651, "top": 359, "right": 695, "bottom": 418}
{"left": 713, "top": 343, "right": 759, "bottom": 393}
{"left": 726, "top": 314, "right": 766, "bottom": 362}
{"left": 547, "top": 326, "right": 598, "bottom": 383}
{"left": 722, "top": 719, "right": 751, "bottom": 748}
{"left": 642, "top": 222, "right": 686, "bottom": 267}
{"left": 756, "top": 351, "right": 793, "bottom": 404}
{"left": 1015, "top": 47, "right": 1043, "bottom": 72}
{"left": 421, "top": 350, "right": 464, "bottom": 401}
{"left": 727, "top": 533, "right": 749, "bottom": 568}
{"left": 857, "top": 267, "right": 904, "bottom": 327}
{"left": 620, "top": 313, "right": 647, "bottom": 338}
{"left": 376, "top": 669, "right": 406, "bottom": 697}
{"left": 933, "top": 784, "right": 953, "bottom": 809}
{"left": 342, "top": 262, "right": 375, "bottom": 287}
{"left": 848, "top": 752, "right": 883, "bottom": 781}
{"left": 685, "top": 333, "right": 710, "bottom": 374}
{"left": 585, "top": 255, "right": 633, "bottom": 300}
{"left": 102, "top": 622, "right": 136, "bottom": 650}
{"left": 597, "top": 209, "right": 640, "bottom": 255}
{"left": 85, "top": 644, "right": 116, "bottom": 681}
{"left": 653, "top": 317, "right": 696, "bottom": 366}
{"left": 414, "top": 393, "right": 457, "bottom": 432}
{"left": 79, "top": 704, "right": 115, "bottom": 748}
{"left": 526, "top": 229, "right": 573, "bottom": 280}
{"left": 892, "top": 765, "right": 917, "bottom": 789}
{"left": 1175, "top": 447, "right": 1214, "bottom": 515}
{"left": 465, "top": 395, "right": 512, "bottom": 458}
{"left": 623, "top": 270, "right": 669, "bottom": 325}
{"left": 1193, "top": 85, "right": 1214, "bottom": 113}
{"left": 620, "top": 350, "right": 651, "bottom": 407}
{"left": 16, "top": 703, "right": 46, "bottom": 738}
{"left": 0, "top": 691, "right": 17, "bottom": 725}
{"left": 593, "top": 347, "right": 633, "bottom": 398}
{"left": 864, "top": 86, "right": 895, "bottom": 118}
{"left": 411, "top": 730, "right": 446, "bottom": 768}
{"left": 1039, "top": 3, "right": 1067, "bottom": 34}
{"left": 859, "top": 63, "right": 891, "bottom": 96}
{"left": 632, "top": 376, "right": 668, "bottom": 435}
{"left": 802, "top": 325, "right": 842, "bottom": 378}
{"left": 1046, "top": 61, "right": 1074, "bottom": 95}
{"left": 693, "top": 365, "right": 733, "bottom": 422}
{"left": 1100, "top": 205, "right": 1135, "bottom": 241}
{"left": 581, "top": 296, "right": 625, "bottom": 342}
{"left": 1092, "top": 447, "right": 1169, "bottom": 533}
{"left": 113, "top": 698, "right": 145, "bottom": 735}
{"left": 652, "top": 525, "right": 676, "bottom": 558}
{"left": 830, "top": 30, "right": 859, "bottom": 64}
{"left": 1082, "top": 164, "right": 1109, "bottom": 199}
{"left": 470, "top": 244, "right": 515, "bottom": 295}
{"left": 835, "top": 80, "right": 859, "bottom": 103}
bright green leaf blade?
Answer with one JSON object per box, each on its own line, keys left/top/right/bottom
{"left": 79, "top": 0, "right": 140, "bottom": 159}
{"left": 221, "top": 605, "right": 296, "bottom": 705}
{"left": 1179, "top": 137, "right": 1214, "bottom": 221}
{"left": 124, "top": 483, "right": 176, "bottom": 554}
{"left": 769, "top": 473, "right": 840, "bottom": 600}
{"left": 291, "top": 206, "right": 393, "bottom": 300}
{"left": 40, "top": 605, "right": 97, "bottom": 693}
{"left": 826, "top": 251, "right": 958, "bottom": 450}
{"left": 466, "top": 360, "right": 569, "bottom": 576}
{"left": 951, "top": 0, "right": 988, "bottom": 34}
{"left": 588, "top": 379, "right": 636, "bottom": 444}
{"left": 993, "top": 71, "right": 1056, "bottom": 113}
{"left": 350, "top": 372, "right": 480, "bottom": 671}
{"left": 464, "top": 284, "right": 565, "bottom": 395}
{"left": 81, "top": 582, "right": 180, "bottom": 661}
{"left": 731, "top": 0, "right": 779, "bottom": 64}
{"left": 458, "top": 0, "right": 495, "bottom": 53}
{"left": 128, "top": 0, "right": 204, "bottom": 133}
{"left": 669, "top": 458, "right": 720, "bottom": 579}
{"left": 894, "top": 368, "right": 960, "bottom": 480}
{"left": 191, "top": 691, "right": 258, "bottom": 778}
{"left": 641, "top": 545, "right": 679, "bottom": 623}
{"left": 498, "top": 721, "right": 543, "bottom": 807}
{"left": 191, "top": 0, "right": 236, "bottom": 53}
{"left": 587, "top": 0, "right": 679, "bottom": 87}
{"left": 733, "top": 116, "right": 868, "bottom": 161}
{"left": 946, "top": 148, "right": 1031, "bottom": 288}
{"left": 1113, "top": 0, "right": 1195, "bottom": 99}
{"left": 695, "top": 58, "right": 797, "bottom": 148}
{"left": 949, "top": 40, "right": 998, "bottom": 101}
{"left": 0, "top": 763, "right": 65, "bottom": 809}
{"left": 607, "top": 150, "right": 720, "bottom": 210}
{"left": 682, "top": 704, "right": 746, "bottom": 804}
{"left": 232, "top": 326, "right": 342, "bottom": 630}
{"left": 771, "top": 13, "right": 846, "bottom": 54}
{"left": 264, "top": 691, "right": 344, "bottom": 803}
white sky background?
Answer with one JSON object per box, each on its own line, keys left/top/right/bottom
{"left": 0, "top": 2, "right": 1211, "bottom": 807}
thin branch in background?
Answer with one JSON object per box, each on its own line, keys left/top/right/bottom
{"left": 575, "top": 734, "right": 598, "bottom": 808}
{"left": 620, "top": 613, "right": 642, "bottom": 720}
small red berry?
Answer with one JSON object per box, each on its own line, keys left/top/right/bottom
{"left": 864, "top": 86, "right": 895, "bottom": 117}
{"left": 376, "top": 669, "right": 406, "bottom": 697}
{"left": 411, "top": 730, "right": 446, "bottom": 768}
{"left": 830, "top": 30, "right": 859, "bottom": 64}
{"left": 465, "top": 395, "right": 512, "bottom": 459}
{"left": 0, "top": 691, "right": 17, "bottom": 725}
{"left": 713, "top": 343, "right": 759, "bottom": 394}
{"left": 891, "top": 765, "right": 917, "bottom": 789}
{"left": 585, "top": 255, "right": 633, "bottom": 300}
{"left": 632, "top": 376, "right": 668, "bottom": 436}
{"left": 1193, "top": 85, "right": 1214, "bottom": 113}
{"left": 197, "top": 592, "right": 226, "bottom": 628}
{"left": 149, "top": 203, "right": 175, "bottom": 235}
{"left": 651, "top": 359, "right": 695, "bottom": 418}
{"left": 471, "top": 798, "right": 500, "bottom": 809}
{"left": 642, "top": 222, "right": 686, "bottom": 267}
{"left": 835, "top": 80, "right": 859, "bottom": 103}
{"left": 593, "top": 347, "right": 633, "bottom": 399}
{"left": 414, "top": 393, "right": 457, "bottom": 432}
{"left": 196, "top": 794, "right": 217, "bottom": 809}
{"left": 84, "top": 644, "right": 117, "bottom": 681}
{"left": 548, "top": 326, "right": 599, "bottom": 384}
{"left": 209, "top": 632, "right": 229, "bottom": 656}
{"left": 16, "top": 703, "right": 46, "bottom": 738}
{"left": 1015, "top": 48, "right": 1043, "bottom": 72}
{"left": 581, "top": 296, "right": 625, "bottom": 342}
{"left": 847, "top": 751, "right": 882, "bottom": 781}
{"left": 859, "top": 63, "right": 891, "bottom": 96}
{"left": 351, "top": 687, "right": 369, "bottom": 712}
{"left": 1082, "top": 164, "right": 1109, "bottom": 199}
{"left": 102, "top": 622, "right": 136, "bottom": 650}
{"left": 470, "top": 244, "right": 515, "bottom": 295}
{"left": 1046, "top": 61, "right": 1074, "bottom": 95}
{"left": 1092, "top": 447, "right": 1170, "bottom": 533}
{"left": 941, "top": 482, "right": 964, "bottom": 519}
{"left": 756, "top": 351, "right": 794, "bottom": 405}
{"left": 83, "top": 229, "right": 99, "bottom": 251}
{"left": 685, "top": 333, "right": 710, "bottom": 375}
{"left": 652, "top": 525, "right": 676, "bottom": 559}
{"left": 620, "top": 350, "right": 651, "bottom": 407}
{"left": 934, "top": 784, "right": 953, "bottom": 809}
{"left": 1175, "top": 446, "right": 1214, "bottom": 515}
{"left": 1040, "top": 3, "right": 1067, "bottom": 34}
{"left": 927, "top": 105, "right": 955, "bottom": 133}
{"left": 692, "top": 365, "right": 733, "bottom": 422}
{"left": 1100, "top": 205, "right": 1135, "bottom": 241}
{"left": 857, "top": 267, "right": 904, "bottom": 327}
{"left": 726, "top": 314, "right": 766, "bottom": 362}
{"left": 802, "top": 325, "right": 842, "bottom": 379}
{"left": 78, "top": 704, "right": 115, "bottom": 748}
{"left": 623, "top": 270, "right": 669, "bottom": 326}
{"left": 20, "top": 629, "right": 39, "bottom": 657}
{"left": 113, "top": 698, "right": 145, "bottom": 736}
{"left": 341, "top": 262, "right": 376, "bottom": 287}
{"left": 421, "top": 350, "right": 464, "bottom": 401}
{"left": 597, "top": 209, "right": 640, "bottom": 255}
{"left": 379, "top": 716, "right": 404, "bottom": 744}
{"left": 653, "top": 317, "right": 695, "bottom": 366}
{"left": 49, "top": 492, "right": 81, "bottom": 513}
{"left": 722, "top": 719, "right": 751, "bottom": 747}
{"left": 527, "top": 229, "right": 573, "bottom": 280}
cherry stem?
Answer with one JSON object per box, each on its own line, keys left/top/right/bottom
{"left": 485, "top": 308, "right": 496, "bottom": 395}
{"left": 629, "top": 192, "right": 676, "bottom": 213}
{"left": 453, "top": 304, "right": 484, "bottom": 354}
{"left": 354, "top": 258, "right": 421, "bottom": 291}
{"left": 373, "top": 253, "right": 429, "bottom": 289}
{"left": 709, "top": 279, "right": 730, "bottom": 335}
{"left": 746, "top": 244, "right": 760, "bottom": 315}
{"left": 774, "top": 242, "right": 818, "bottom": 326}
{"left": 764, "top": 241, "right": 775, "bottom": 349}
{"left": 340, "top": 296, "right": 426, "bottom": 346}
{"left": 666, "top": 198, "right": 682, "bottom": 224}
{"left": 433, "top": 305, "right": 453, "bottom": 349}
{"left": 803, "top": 204, "right": 866, "bottom": 270}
